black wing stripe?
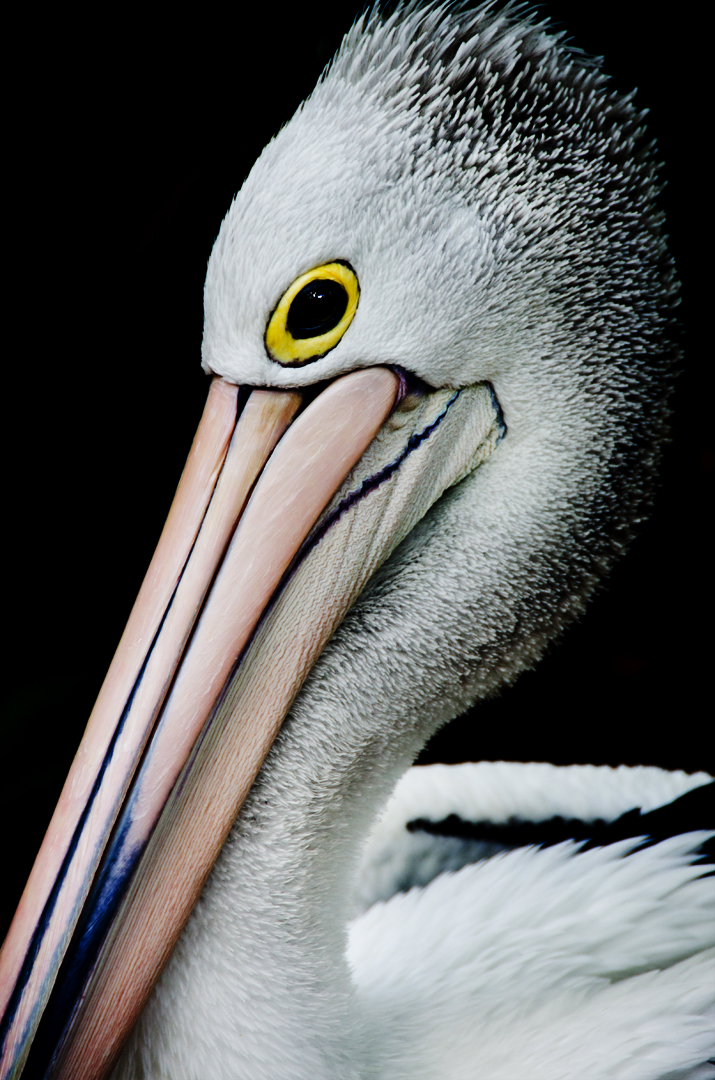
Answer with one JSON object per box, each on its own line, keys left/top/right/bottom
{"left": 407, "top": 780, "right": 715, "bottom": 862}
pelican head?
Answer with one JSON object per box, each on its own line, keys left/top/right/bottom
{"left": 1, "top": 3, "right": 683, "bottom": 1078}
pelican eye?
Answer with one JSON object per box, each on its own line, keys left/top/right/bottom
{"left": 265, "top": 261, "right": 359, "bottom": 366}
{"left": 287, "top": 280, "right": 347, "bottom": 338}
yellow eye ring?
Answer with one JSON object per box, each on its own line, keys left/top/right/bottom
{"left": 265, "top": 261, "right": 360, "bottom": 366}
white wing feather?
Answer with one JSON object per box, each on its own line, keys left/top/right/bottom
{"left": 349, "top": 764, "right": 715, "bottom": 1079}
{"left": 355, "top": 762, "right": 712, "bottom": 912}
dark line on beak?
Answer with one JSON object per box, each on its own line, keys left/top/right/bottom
{"left": 1, "top": 604, "right": 173, "bottom": 1075}
{"left": 198, "top": 379, "right": 505, "bottom": 777}
{"left": 297, "top": 388, "right": 462, "bottom": 561}
{"left": 485, "top": 381, "right": 507, "bottom": 442}
{"left": 196, "top": 386, "right": 465, "bottom": 756}
{"left": 0, "top": 385, "right": 250, "bottom": 1071}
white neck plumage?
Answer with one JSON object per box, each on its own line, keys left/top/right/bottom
{"left": 113, "top": 355, "right": 640, "bottom": 1079}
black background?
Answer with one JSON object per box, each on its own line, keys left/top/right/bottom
{"left": 2, "top": 1, "right": 710, "bottom": 939}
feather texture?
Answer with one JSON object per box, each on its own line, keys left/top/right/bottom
{"left": 350, "top": 765, "right": 715, "bottom": 1077}
{"left": 355, "top": 762, "right": 714, "bottom": 911}
{"left": 350, "top": 837, "right": 715, "bottom": 1078}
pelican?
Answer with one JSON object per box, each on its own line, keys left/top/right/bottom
{"left": 1, "top": 2, "right": 713, "bottom": 1078}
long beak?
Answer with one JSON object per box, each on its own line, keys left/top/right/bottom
{"left": 0, "top": 367, "right": 502, "bottom": 1080}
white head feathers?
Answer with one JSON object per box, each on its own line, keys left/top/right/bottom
{"left": 202, "top": 0, "right": 676, "bottom": 404}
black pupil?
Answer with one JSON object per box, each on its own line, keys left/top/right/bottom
{"left": 286, "top": 279, "right": 349, "bottom": 339}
